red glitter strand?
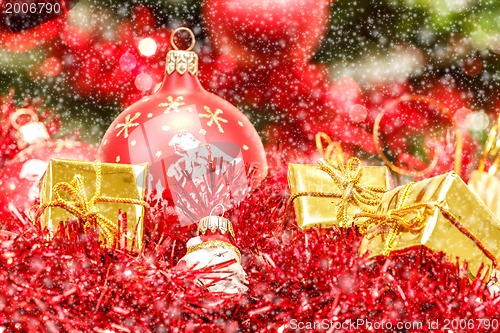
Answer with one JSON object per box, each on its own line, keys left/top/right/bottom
{"left": 0, "top": 151, "right": 499, "bottom": 332}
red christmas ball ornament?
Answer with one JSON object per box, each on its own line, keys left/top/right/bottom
{"left": 99, "top": 28, "right": 268, "bottom": 226}
{"left": 203, "top": 0, "right": 331, "bottom": 66}
{"left": 0, "top": 139, "right": 97, "bottom": 218}
{"left": 0, "top": 92, "right": 61, "bottom": 167}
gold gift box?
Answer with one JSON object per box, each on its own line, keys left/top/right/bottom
{"left": 288, "top": 162, "right": 391, "bottom": 228}
{"left": 359, "top": 172, "right": 500, "bottom": 279}
{"left": 468, "top": 170, "right": 500, "bottom": 219}
{"left": 39, "top": 159, "right": 148, "bottom": 251}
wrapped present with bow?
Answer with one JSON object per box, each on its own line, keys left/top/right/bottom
{"left": 357, "top": 172, "right": 500, "bottom": 280}
{"left": 287, "top": 133, "right": 392, "bottom": 228}
{"left": 33, "top": 159, "right": 148, "bottom": 251}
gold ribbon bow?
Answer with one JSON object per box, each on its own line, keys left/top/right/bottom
{"left": 33, "top": 161, "right": 148, "bottom": 246}
{"left": 357, "top": 182, "right": 428, "bottom": 254}
{"left": 356, "top": 182, "right": 498, "bottom": 266}
{"left": 317, "top": 157, "right": 386, "bottom": 225}
{"left": 286, "top": 133, "right": 386, "bottom": 227}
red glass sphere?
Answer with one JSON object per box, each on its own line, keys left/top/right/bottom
{"left": 0, "top": 139, "right": 97, "bottom": 217}
{"left": 98, "top": 30, "right": 268, "bottom": 224}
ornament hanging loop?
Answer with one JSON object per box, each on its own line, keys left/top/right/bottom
{"left": 198, "top": 204, "right": 234, "bottom": 238}
{"left": 170, "top": 27, "right": 196, "bottom": 51}
{"left": 10, "top": 108, "right": 39, "bottom": 130}
{"left": 10, "top": 108, "right": 50, "bottom": 149}
{"left": 373, "top": 94, "right": 463, "bottom": 178}
{"left": 210, "top": 203, "right": 225, "bottom": 217}
{"left": 166, "top": 27, "right": 198, "bottom": 75}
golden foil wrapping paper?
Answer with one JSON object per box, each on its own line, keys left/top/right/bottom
{"left": 468, "top": 170, "right": 500, "bottom": 219}
{"left": 39, "top": 159, "right": 148, "bottom": 251}
{"left": 359, "top": 172, "right": 500, "bottom": 279}
{"left": 288, "top": 163, "right": 391, "bottom": 228}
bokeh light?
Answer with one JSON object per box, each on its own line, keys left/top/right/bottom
{"left": 134, "top": 73, "right": 153, "bottom": 91}
{"left": 138, "top": 38, "right": 157, "bottom": 57}
{"left": 349, "top": 104, "right": 367, "bottom": 123}
{"left": 40, "top": 57, "right": 62, "bottom": 77}
{"left": 119, "top": 53, "right": 137, "bottom": 71}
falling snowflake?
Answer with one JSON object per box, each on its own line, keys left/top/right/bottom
{"left": 115, "top": 113, "right": 141, "bottom": 139}
{"left": 158, "top": 96, "right": 185, "bottom": 114}
{"left": 199, "top": 106, "right": 228, "bottom": 133}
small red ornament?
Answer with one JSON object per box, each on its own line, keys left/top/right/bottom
{"left": 0, "top": 92, "right": 61, "bottom": 167}
{"left": 0, "top": 139, "right": 97, "bottom": 218}
{"left": 176, "top": 206, "right": 248, "bottom": 294}
{"left": 203, "top": 0, "right": 330, "bottom": 66}
{"left": 99, "top": 28, "right": 268, "bottom": 225}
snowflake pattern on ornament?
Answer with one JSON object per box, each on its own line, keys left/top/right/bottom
{"left": 115, "top": 113, "right": 141, "bottom": 139}
{"left": 158, "top": 96, "right": 185, "bottom": 114}
{"left": 199, "top": 106, "right": 228, "bottom": 133}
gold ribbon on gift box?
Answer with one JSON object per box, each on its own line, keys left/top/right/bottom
{"left": 286, "top": 133, "right": 387, "bottom": 227}
{"left": 357, "top": 182, "right": 425, "bottom": 255}
{"left": 356, "top": 182, "right": 498, "bottom": 267}
{"left": 33, "top": 161, "right": 148, "bottom": 246}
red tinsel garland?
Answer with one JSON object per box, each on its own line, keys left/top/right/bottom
{"left": 0, "top": 152, "right": 499, "bottom": 332}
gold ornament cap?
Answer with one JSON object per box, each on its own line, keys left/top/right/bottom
{"left": 166, "top": 27, "right": 198, "bottom": 76}
{"left": 197, "top": 204, "right": 235, "bottom": 238}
